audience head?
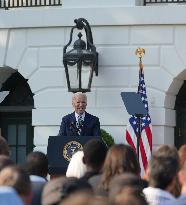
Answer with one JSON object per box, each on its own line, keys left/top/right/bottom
{"left": 155, "top": 144, "right": 179, "bottom": 161}
{"left": 159, "top": 144, "right": 182, "bottom": 197}
{"left": 42, "top": 176, "right": 66, "bottom": 205}
{"left": 42, "top": 177, "right": 93, "bottom": 205}
{"left": 0, "top": 136, "right": 10, "bottom": 156}
{"left": 0, "top": 165, "right": 32, "bottom": 205}
{"left": 109, "top": 173, "right": 144, "bottom": 203}
{"left": 25, "top": 151, "right": 48, "bottom": 178}
{"left": 59, "top": 192, "right": 108, "bottom": 205}
{"left": 179, "top": 144, "right": 186, "bottom": 169}
{"left": 0, "top": 155, "right": 14, "bottom": 171}
{"left": 145, "top": 144, "right": 179, "bottom": 181}
{"left": 100, "top": 144, "right": 140, "bottom": 190}
{"left": 148, "top": 152, "right": 179, "bottom": 190}
{"left": 58, "top": 192, "right": 93, "bottom": 205}
{"left": 111, "top": 187, "right": 148, "bottom": 205}
{"left": 72, "top": 92, "right": 87, "bottom": 115}
{"left": 61, "top": 177, "right": 93, "bottom": 198}
{"left": 177, "top": 145, "right": 186, "bottom": 193}
{"left": 66, "top": 151, "right": 87, "bottom": 178}
{"left": 83, "top": 139, "right": 108, "bottom": 172}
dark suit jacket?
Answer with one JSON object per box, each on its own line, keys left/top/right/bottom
{"left": 58, "top": 112, "right": 101, "bottom": 137}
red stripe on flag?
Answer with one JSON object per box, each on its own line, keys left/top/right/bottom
{"left": 140, "top": 137, "right": 148, "bottom": 170}
{"left": 145, "top": 127, "right": 152, "bottom": 153}
{"left": 126, "top": 130, "right": 136, "bottom": 153}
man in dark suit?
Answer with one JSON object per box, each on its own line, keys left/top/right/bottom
{"left": 58, "top": 92, "right": 101, "bottom": 137}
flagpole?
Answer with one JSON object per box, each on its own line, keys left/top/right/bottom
{"left": 135, "top": 48, "right": 145, "bottom": 162}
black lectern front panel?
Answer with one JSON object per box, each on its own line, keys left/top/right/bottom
{"left": 47, "top": 135, "right": 100, "bottom": 174}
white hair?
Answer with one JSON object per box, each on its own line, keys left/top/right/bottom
{"left": 72, "top": 92, "right": 87, "bottom": 102}
{"left": 66, "top": 151, "right": 87, "bottom": 178}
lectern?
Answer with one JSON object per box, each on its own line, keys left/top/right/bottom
{"left": 47, "top": 135, "right": 99, "bottom": 178}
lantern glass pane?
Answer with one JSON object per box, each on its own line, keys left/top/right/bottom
{"left": 81, "top": 64, "right": 93, "bottom": 89}
{"left": 68, "top": 65, "right": 79, "bottom": 89}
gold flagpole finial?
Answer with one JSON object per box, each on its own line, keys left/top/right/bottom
{"left": 135, "top": 48, "right": 145, "bottom": 70}
{"left": 135, "top": 48, "right": 145, "bottom": 58}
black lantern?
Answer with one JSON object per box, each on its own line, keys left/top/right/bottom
{"left": 63, "top": 18, "right": 98, "bottom": 93}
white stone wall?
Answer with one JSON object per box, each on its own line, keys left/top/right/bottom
{"left": 0, "top": 6, "right": 186, "bottom": 152}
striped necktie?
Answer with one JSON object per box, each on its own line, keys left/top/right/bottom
{"left": 77, "top": 115, "right": 83, "bottom": 135}
{"left": 78, "top": 115, "right": 83, "bottom": 126}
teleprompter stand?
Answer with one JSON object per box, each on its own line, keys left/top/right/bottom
{"left": 121, "top": 92, "right": 147, "bottom": 161}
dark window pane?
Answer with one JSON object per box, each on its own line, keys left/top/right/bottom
{"left": 17, "top": 147, "right": 26, "bottom": 165}
{"left": 7, "top": 125, "right": 16, "bottom": 145}
{"left": 10, "top": 146, "right": 16, "bottom": 163}
{"left": 18, "top": 124, "right": 26, "bottom": 145}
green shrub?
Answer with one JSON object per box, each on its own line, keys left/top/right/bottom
{"left": 101, "top": 128, "right": 115, "bottom": 147}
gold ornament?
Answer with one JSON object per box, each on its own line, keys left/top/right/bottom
{"left": 63, "top": 141, "right": 83, "bottom": 161}
{"left": 135, "top": 48, "right": 145, "bottom": 58}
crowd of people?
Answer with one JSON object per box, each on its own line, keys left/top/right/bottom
{"left": 0, "top": 134, "right": 186, "bottom": 205}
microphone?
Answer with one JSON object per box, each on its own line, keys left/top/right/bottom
{"left": 70, "top": 121, "right": 79, "bottom": 135}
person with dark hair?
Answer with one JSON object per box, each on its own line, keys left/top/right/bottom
{"left": 59, "top": 192, "right": 108, "bottom": 205}
{"left": 61, "top": 177, "right": 93, "bottom": 199}
{"left": 81, "top": 139, "right": 108, "bottom": 181}
{"left": 24, "top": 151, "right": 48, "bottom": 205}
{"left": 148, "top": 156, "right": 178, "bottom": 189}
{"left": 89, "top": 144, "right": 140, "bottom": 196}
{"left": 112, "top": 186, "right": 148, "bottom": 205}
{"left": 109, "top": 173, "right": 145, "bottom": 203}
{"left": 0, "top": 165, "right": 32, "bottom": 205}
{"left": 41, "top": 176, "right": 66, "bottom": 205}
{"left": 145, "top": 144, "right": 181, "bottom": 198}
{"left": 143, "top": 148, "right": 179, "bottom": 205}
{"left": 58, "top": 92, "right": 101, "bottom": 137}
{"left": 42, "top": 177, "right": 93, "bottom": 205}
{"left": 154, "top": 144, "right": 179, "bottom": 162}
{"left": 25, "top": 151, "right": 48, "bottom": 180}
{"left": 0, "top": 136, "right": 10, "bottom": 156}
{"left": 164, "top": 155, "right": 186, "bottom": 205}
{"left": 0, "top": 155, "right": 14, "bottom": 171}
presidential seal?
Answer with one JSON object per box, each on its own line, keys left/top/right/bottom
{"left": 63, "top": 141, "right": 83, "bottom": 161}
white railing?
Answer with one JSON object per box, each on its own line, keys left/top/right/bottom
{"left": 144, "top": 0, "right": 186, "bottom": 5}
{"left": 0, "top": 0, "right": 62, "bottom": 9}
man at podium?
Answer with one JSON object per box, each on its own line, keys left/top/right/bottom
{"left": 58, "top": 92, "right": 101, "bottom": 137}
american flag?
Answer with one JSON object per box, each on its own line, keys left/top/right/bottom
{"left": 126, "top": 67, "right": 152, "bottom": 176}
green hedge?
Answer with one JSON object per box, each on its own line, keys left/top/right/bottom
{"left": 101, "top": 128, "right": 115, "bottom": 147}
